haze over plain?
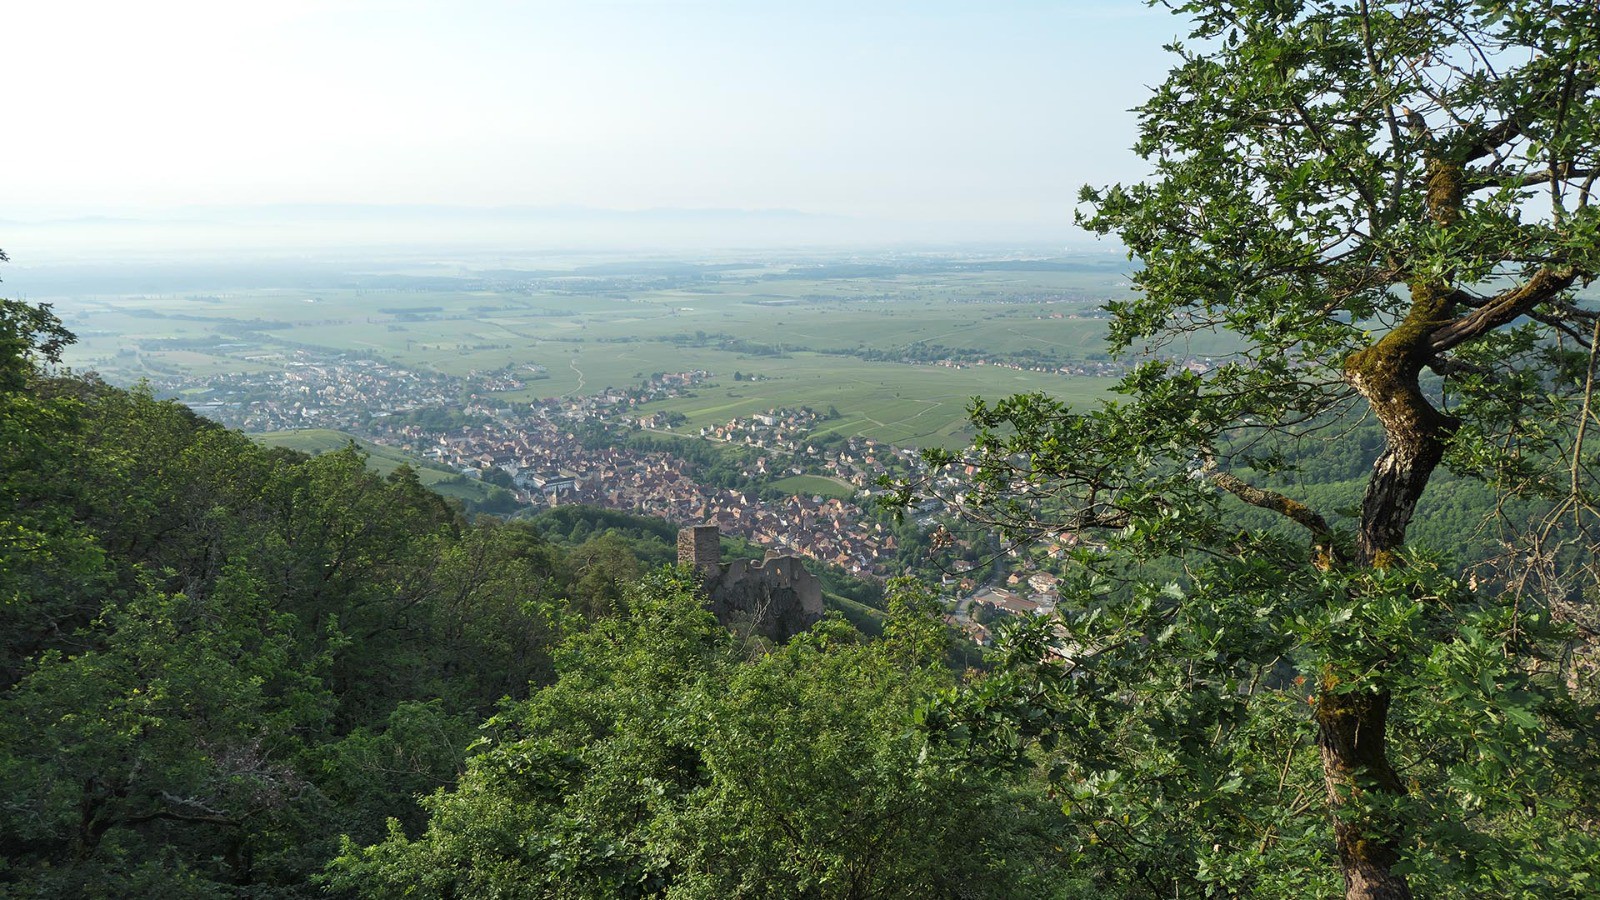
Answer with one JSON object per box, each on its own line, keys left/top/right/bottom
{"left": 2, "top": 1, "right": 1176, "bottom": 261}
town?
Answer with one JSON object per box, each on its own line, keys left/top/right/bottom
{"left": 149, "top": 348, "right": 1123, "bottom": 644}
{"left": 153, "top": 353, "right": 916, "bottom": 574}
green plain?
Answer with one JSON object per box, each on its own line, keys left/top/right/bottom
{"left": 767, "top": 474, "right": 859, "bottom": 500}
{"left": 48, "top": 260, "right": 1172, "bottom": 450}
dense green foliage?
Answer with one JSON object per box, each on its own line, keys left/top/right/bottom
{"left": 328, "top": 574, "right": 1071, "bottom": 899}
{"left": 1, "top": 327, "right": 577, "bottom": 892}
{"left": 895, "top": 1, "right": 1600, "bottom": 897}
{"left": 924, "top": 548, "right": 1600, "bottom": 897}
{"left": 10, "top": 1, "right": 1600, "bottom": 891}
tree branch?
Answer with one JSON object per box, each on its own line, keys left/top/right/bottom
{"left": 1209, "top": 471, "right": 1331, "bottom": 535}
{"left": 1459, "top": 115, "right": 1525, "bottom": 164}
{"left": 1526, "top": 307, "right": 1596, "bottom": 346}
{"left": 1427, "top": 268, "right": 1577, "bottom": 355}
{"left": 1209, "top": 470, "right": 1338, "bottom": 554}
{"left": 1463, "top": 163, "right": 1597, "bottom": 194}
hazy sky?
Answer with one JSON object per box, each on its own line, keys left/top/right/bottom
{"left": 4, "top": 1, "right": 1182, "bottom": 248}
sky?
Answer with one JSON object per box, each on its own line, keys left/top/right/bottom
{"left": 2, "top": 1, "right": 1183, "bottom": 254}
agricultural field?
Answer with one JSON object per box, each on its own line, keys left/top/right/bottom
{"left": 766, "top": 474, "right": 859, "bottom": 500}
{"left": 252, "top": 428, "right": 456, "bottom": 479}
{"left": 40, "top": 254, "right": 1173, "bottom": 448}
{"left": 632, "top": 353, "right": 1104, "bottom": 448}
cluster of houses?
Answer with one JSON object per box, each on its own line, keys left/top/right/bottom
{"left": 167, "top": 352, "right": 715, "bottom": 438}
{"left": 539, "top": 370, "right": 712, "bottom": 423}
{"left": 165, "top": 354, "right": 462, "bottom": 432}
{"left": 389, "top": 411, "right": 900, "bottom": 577}
{"left": 948, "top": 575, "right": 1065, "bottom": 647}
{"left": 696, "top": 493, "right": 898, "bottom": 576}
{"left": 688, "top": 406, "right": 823, "bottom": 450}
{"left": 923, "top": 356, "right": 1127, "bottom": 378}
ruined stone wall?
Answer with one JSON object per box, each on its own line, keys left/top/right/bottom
{"left": 678, "top": 524, "right": 822, "bottom": 640}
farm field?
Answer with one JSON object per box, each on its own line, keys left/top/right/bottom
{"left": 42, "top": 254, "right": 1161, "bottom": 449}
{"left": 632, "top": 353, "right": 1105, "bottom": 449}
{"left": 766, "top": 474, "right": 859, "bottom": 500}
{"left": 252, "top": 428, "right": 456, "bottom": 479}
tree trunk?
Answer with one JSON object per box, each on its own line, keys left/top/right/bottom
{"left": 1315, "top": 687, "right": 1414, "bottom": 900}
{"left": 1314, "top": 420, "right": 1437, "bottom": 900}
{"left": 1326, "top": 283, "right": 1459, "bottom": 900}
{"left": 1355, "top": 422, "right": 1447, "bottom": 568}
{"left": 74, "top": 777, "right": 112, "bottom": 860}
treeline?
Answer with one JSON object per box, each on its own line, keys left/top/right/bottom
{"left": 664, "top": 330, "right": 793, "bottom": 357}
{"left": 828, "top": 341, "right": 1096, "bottom": 367}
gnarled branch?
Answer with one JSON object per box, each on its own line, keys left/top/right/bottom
{"left": 1428, "top": 268, "right": 1577, "bottom": 354}
{"left": 1210, "top": 471, "right": 1336, "bottom": 545}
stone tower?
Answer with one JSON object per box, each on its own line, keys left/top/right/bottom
{"left": 677, "top": 524, "right": 722, "bottom": 574}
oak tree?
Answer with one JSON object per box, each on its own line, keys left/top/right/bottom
{"left": 910, "top": 2, "right": 1600, "bottom": 897}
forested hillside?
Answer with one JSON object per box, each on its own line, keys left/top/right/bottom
{"left": 0, "top": 300, "right": 1065, "bottom": 896}
{"left": 8, "top": 294, "right": 1596, "bottom": 897}
{"left": 3, "top": 305, "right": 562, "bottom": 893}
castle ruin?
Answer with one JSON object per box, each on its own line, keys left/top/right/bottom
{"left": 678, "top": 524, "right": 722, "bottom": 575}
{"left": 678, "top": 523, "right": 824, "bottom": 641}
